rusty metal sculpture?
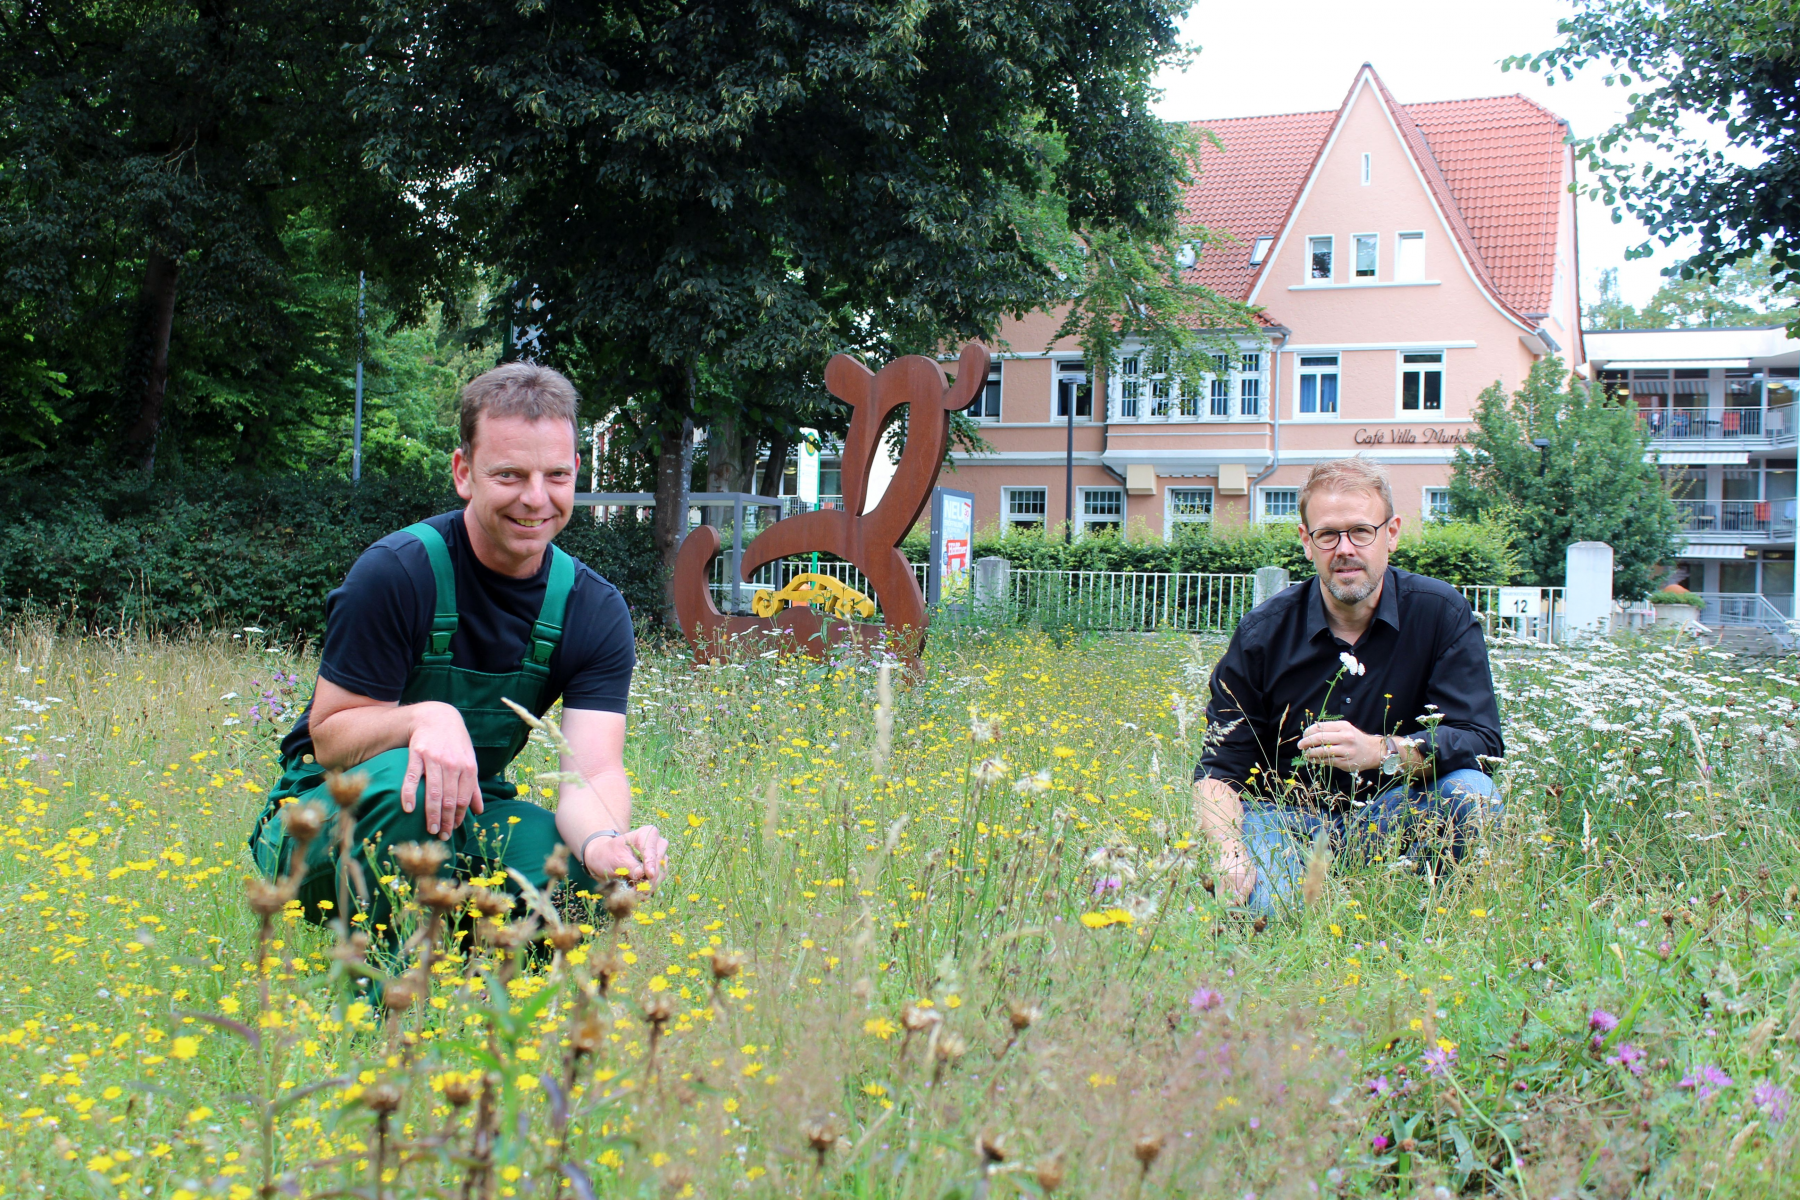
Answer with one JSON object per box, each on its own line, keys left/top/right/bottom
{"left": 672, "top": 341, "right": 991, "bottom": 668}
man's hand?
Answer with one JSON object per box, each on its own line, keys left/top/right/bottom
{"left": 400, "top": 701, "right": 483, "bottom": 839}
{"left": 1298, "top": 720, "right": 1383, "bottom": 772}
{"left": 584, "top": 826, "right": 669, "bottom": 886}
{"left": 1216, "top": 836, "right": 1256, "bottom": 903}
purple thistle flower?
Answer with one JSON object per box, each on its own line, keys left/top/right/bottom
{"left": 1421, "top": 1045, "right": 1457, "bottom": 1077}
{"left": 1754, "top": 1081, "right": 1791, "bottom": 1126}
{"left": 1589, "top": 1008, "right": 1619, "bottom": 1034}
{"left": 1371, "top": 1135, "right": 1390, "bottom": 1151}
{"left": 1093, "top": 875, "right": 1122, "bottom": 895}
{"left": 1605, "top": 1043, "right": 1647, "bottom": 1076}
{"left": 1189, "top": 986, "right": 1223, "bottom": 1013}
{"left": 1679, "top": 1064, "right": 1733, "bottom": 1100}
{"left": 1367, "top": 1075, "right": 1391, "bottom": 1097}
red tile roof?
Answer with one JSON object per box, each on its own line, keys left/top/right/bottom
{"left": 1182, "top": 71, "right": 1569, "bottom": 320}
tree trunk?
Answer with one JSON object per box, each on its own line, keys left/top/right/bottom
{"left": 759, "top": 430, "right": 791, "bottom": 499}
{"left": 703, "top": 410, "right": 745, "bottom": 528}
{"left": 124, "top": 250, "right": 180, "bottom": 474}
{"left": 653, "top": 414, "right": 695, "bottom": 628}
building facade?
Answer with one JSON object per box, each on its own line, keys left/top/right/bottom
{"left": 931, "top": 64, "right": 1584, "bottom": 538}
{"left": 1586, "top": 326, "right": 1799, "bottom": 617}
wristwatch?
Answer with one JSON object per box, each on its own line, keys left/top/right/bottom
{"left": 1380, "top": 736, "right": 1413, "bottom": 776}
{"left": 579, "top": 828, "right": 622, "bottom": 867}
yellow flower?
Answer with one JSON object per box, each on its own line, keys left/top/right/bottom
{"left": 863, "top": 1017, "right": 897, "bottom": 1040}
{"left": 1052, "top": 746, "right": 1076, "bottom": 759}
{"left": 1469, "top": 908, "right": 1487, "bottom": 919}
{"left": 170, "top": 1036, "right": 200, "bottom": 1060}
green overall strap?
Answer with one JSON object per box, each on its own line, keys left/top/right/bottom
{"left": 400, "top": 522, "right": 458, "bottom": 665}
{"left": 522, "top": 546, "right": 575, "bottom": 681}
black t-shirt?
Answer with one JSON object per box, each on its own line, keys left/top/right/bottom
{"left": 280, "top": 511, "right": 635, "bottom": 762}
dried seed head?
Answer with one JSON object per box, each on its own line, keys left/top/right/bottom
{"left": 800, "top": 1115, "right": 842, "bottom": 1163}
{"left": 549, "top": 924, "right": 582, "bottom": 953}
{"left": 1034, "top": 1152, "right": 1066, "bottom": 1193}
{"left": 245, "top": 876, "right": 294, "bottom": 917}
{"left": 543, "top": 843, "right": 570, "bottom": 882}
{"left": 325, "top": 770, "right": 367, "bottom": 811}
{"left": 972, "top": 757, "right": 1007, "bottom": 787}
{"left": 391, "top": 840, "right": 449, "bottom": 881}
{"left": 709, "top": 947, "right": 743, "bottom": 981}
{"left": 279, "top": 801, "right": 327, "bottom": 847}
{"left": 332, "top": 931, "right": 370, "bottom": 966}
{"left": 1252, "top": 915, "right": 1268, "bottom": 934}
{"left": 570, "top": 1014, "right": 606, "bottom": 1054}
{"left": 443, "top": 1074, "right": 476, "bottom": 1107}
{"left": 975, "top": 1133, "right": 1008, "bottom": 1165}
{"left": 489, "top": 918, "right": 539, "bottom": 952}
{"left": 1200, "top": 874, "right": 1217, "bottom": 896}
{"left": 661, "top": 1164, "right": 695, "bottom": 1194}
{"left": 594, "top": 950, "right": 624, "bottom": 995}
{"left": 1006, "top": 1000, "right": 1041, "bottom": 1033}
{"left": 934, "top": 1032, "right": 968, "bottom": 1064}
{"left": 384, "top": 972, "right": 422, "bottom": 1014}
{"left": 415, "top": 877, "right": 469, "bottom": 915}
{"left": 901, "top": 1003, "right": 942, "bottom": 1033}
{"left": 363, "top": 1082, "right": 403, "bottom": 1114}
{"left": 1132, "top": 1132, "right": 1164, "bottom": 1168}
{"left": 604, "top": 882, "right": 639, "bottom": 921}
{"left": 643, "top": 992, "right": 677, "bottom": 1026}
{"left": 470, "top": 888, "right": 512, "bottom": 920}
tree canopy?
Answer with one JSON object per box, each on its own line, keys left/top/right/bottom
{"left": 1585, "top": 254, "right": 1795, "bottom": 329}
{"left": 1449, "top": 357, "right": 1680, "bottom": 598}
{"left": 1510, "top": 0, "right": 1800, "bottom": 317}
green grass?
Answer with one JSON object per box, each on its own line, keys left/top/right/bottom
{"left": 1, "top": 619, "right": 1797, "bottom": 1197}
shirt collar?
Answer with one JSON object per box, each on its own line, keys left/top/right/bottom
{"left": 1306, "top": 567, "right": 1402, "bottom": 642}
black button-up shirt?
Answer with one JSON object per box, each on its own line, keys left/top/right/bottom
{"left": 1197, "top": 567, "right": 1503, "bottom": 802}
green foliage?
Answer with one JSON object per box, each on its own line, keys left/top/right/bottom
{"left": 0, "top": 473, "right": 665, "bottom": 637}
{"left": 1449, "top": 356, "right": 1681, "bottom": 597}
{"left": 1651, "top": 588, "right": 1708, "bottom": 607}
{"left": 915, "top": 519, "right": 1515, "bottom": 586}
{"left": 1584, "top": 259, "right": 1792, "bottom": 331}
{"left": 1512, "top": 1, "right": 1800, "bottom": 325}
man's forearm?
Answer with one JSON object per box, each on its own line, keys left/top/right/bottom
{"left": 1194, "top": 775, "right": 1245, "bottom": 844}
{"left": 311, "top": 700, "right": 440, "bottom": 769}
{"left": 555, "top": 766, "right": 633, "bottom": 858}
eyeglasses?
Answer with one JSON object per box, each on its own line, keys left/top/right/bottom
{"left": 1305, "top": 523, "right": 1382, "bottom": 550}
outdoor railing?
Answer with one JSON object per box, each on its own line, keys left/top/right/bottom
{"left": 1458, "top": 585, "right": 1566, "bottom": 644}
{"left": 999, "top": 570, "right": 1251, "bottom": 632}
{"left": 1640, "top": 404, "right": 1796, "bottom": 444}
{"left": 1673, "top": 498, "right": 1798, "bottom": 537}
{"left": 1691, "top": 591, "right": 1795, "bottom": 643}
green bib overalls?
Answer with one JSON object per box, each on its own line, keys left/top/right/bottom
{"left": 248, "top": 522, "right": 597, "bottom": 936}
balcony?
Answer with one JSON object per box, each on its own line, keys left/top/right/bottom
{"left": 1674, "top": 498, "right": 1798, "bottom": 542}
{"left": 1639, "top": 404, "right": 1796, "bottom": 445}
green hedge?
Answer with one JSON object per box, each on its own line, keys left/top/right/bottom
{"left": 902, "top": 519, "right": 1517, "bottom": 588}
{"left": 0, "top": 471, "right": 667, "bottom": 638}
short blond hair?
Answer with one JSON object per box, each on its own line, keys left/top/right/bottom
{"left": 1298, "top": 456, "right": 1394, "bottom": 525}
{"left": 460, "top": 362, "right": 581, "bottom": 456}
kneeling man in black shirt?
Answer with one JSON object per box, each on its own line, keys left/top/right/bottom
{"left": 1195, "top": 457, "right": 1503, "bottom": 912}
{"left": 249, "top": 362, "right": 666, "bottom": 934}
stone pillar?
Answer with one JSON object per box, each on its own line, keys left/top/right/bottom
{"left": 1253, "top": 566, "right": 1290, "bottom": 609}
{"left": 1565, "top": 541, "right": 1614, "bottom": 642}
{"left": 974, "top": 556, "right": 1011, "bottom": 608}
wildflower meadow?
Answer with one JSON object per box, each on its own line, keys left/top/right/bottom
{"left": 3, "top": 619, "right": 1799, "bottom": 1198}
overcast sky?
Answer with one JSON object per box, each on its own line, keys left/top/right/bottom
{"left": 1152, "top": 0, "right": 1689, "bottom": 309}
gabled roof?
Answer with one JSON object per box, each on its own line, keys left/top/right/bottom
{"left": 1183, "top": 68, "right": 1570, "bottom": 321}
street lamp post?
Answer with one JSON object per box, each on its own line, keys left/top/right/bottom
{"left": 1532, "top": 437, "right": 1550, "bottom": 477}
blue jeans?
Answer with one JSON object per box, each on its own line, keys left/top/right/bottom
{"left": 1238, "top": 769, "right": 1499, "bottom": 914}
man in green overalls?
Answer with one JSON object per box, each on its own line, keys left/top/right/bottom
{"left": 249, "top": 361, "right": 666, "bottom": 940}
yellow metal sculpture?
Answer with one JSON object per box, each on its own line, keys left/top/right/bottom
{"left": 751, "top": 573, "right": 878, "bottom": 621}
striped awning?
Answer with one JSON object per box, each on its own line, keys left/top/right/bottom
{"left": 1644, "top": 450, "right": 1750, "bottom": 465}
{"left": 1677, "top": 544, "right": 1747, "bottom": 560}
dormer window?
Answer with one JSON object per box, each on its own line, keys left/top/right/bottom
{"left": 1249, "top": 237, "right": 1273, "bottom": 266}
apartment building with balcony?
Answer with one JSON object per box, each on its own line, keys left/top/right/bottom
{"left": 1587, "top": 325, "right": 1799, "bottom": 617}
{"left": 934, "top": 64, "right": 1584, "bottom": 539}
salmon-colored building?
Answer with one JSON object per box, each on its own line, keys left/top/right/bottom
{"left": 921, "top": 64, "right": 1585, "bottom": 537}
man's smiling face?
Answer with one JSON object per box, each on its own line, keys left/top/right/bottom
{"left": 452, "top": 413, "right": 577, "bottom": 577}
{"left": 1300, "top": 487, "right": 1401, "bottom": 605}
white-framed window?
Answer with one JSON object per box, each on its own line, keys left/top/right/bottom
{"left": 1003, "top": 487, "right": 1047, "bottom": 530}
{"left": 1148, "top": 354, "right": 1172, "bottom": 417}
{"left": 1115, "top": 355, "right": 1141, "bottom": 419}
{"left": 1400, "top": 351, "right": 1444, "bottom": 412}
{"left": 1078, "top": 487, "right": 1124, "bottom": 536}
{"left": 1423, "top": 487, "right": 1452, "bottom": 522}
{"left": 1354, "top": 233, "right": 1378, "bottom": 279}
{"left": 1396, "top": 231, "right": 1425, "bottom": 281}
{"left": 1053, "top": 360, "right": 1092, "bottom": 420}
{"left": 1260, "top": 488, "right": 1299, "bottom": 523}
{"left": 1208, "top": 352, "right": 1231, "bottom": 418}
{"left": 1240, "top": 353, "right": 1263, "bottom": 415}
{"left": 973, "top": 360, "right": 1001, "bottom": 420}
{"left": 1360, "top": 152, "right": 1371, "bottom": 186}
{"left": 1297, "top": 354, "right": 1340, "bottom": 416}
{"left": 1179, "top": 377, "right": 1201, "bottom": 419}
{"left": 1249, "top": 237, "right": 1273, "bottom": 266}
{"left": 1166, "top": 486, "right": 1214, "bottom": 536}
{"left": 1307, "top": 236, "right": 1333, "bottom": 282}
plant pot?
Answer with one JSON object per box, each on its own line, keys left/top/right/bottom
{"left": 1654, "top": 603, "right": 1699, "bottom": 627}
